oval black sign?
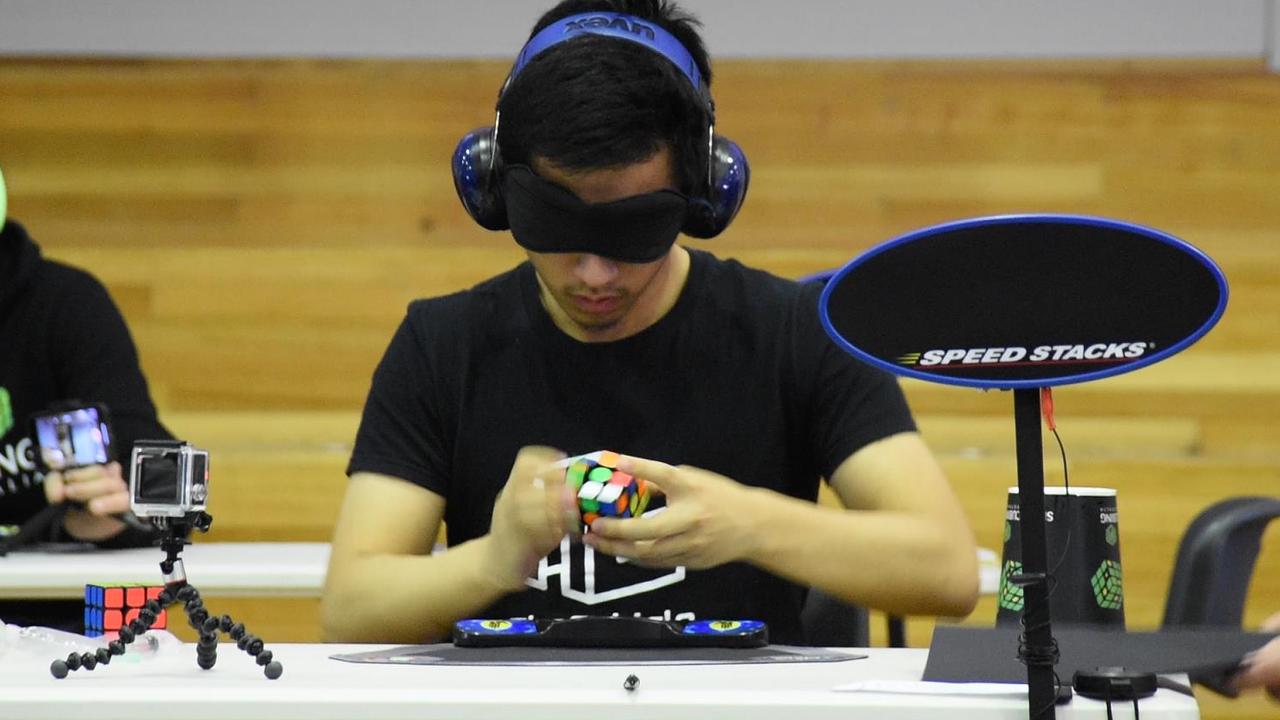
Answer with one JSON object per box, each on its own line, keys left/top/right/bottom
{"left": 819, "top": 214, "right": 1228, "bottom": 389}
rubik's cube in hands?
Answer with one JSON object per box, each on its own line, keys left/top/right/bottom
{"left": 559, "top": 450, "right": 652, "bottom": 531}
{"left": 84, "top": 583, "right": 167, "bottom": 638}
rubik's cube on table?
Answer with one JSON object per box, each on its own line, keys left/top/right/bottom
{"left": 559, "top": 450, "right": 652, "bottom": 530}
{"left": 84, "top": 583, "right": 167, "bottom": 638}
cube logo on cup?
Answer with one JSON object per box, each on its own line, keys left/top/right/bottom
{"left": 1091, "top": 560, "right": 1124, "bottom": 611}
{"left": 997, "top": 487, "right": 1124, "bottom": 628}
{"left": 998, "top": 560, "right": 1025, "bottom": 614}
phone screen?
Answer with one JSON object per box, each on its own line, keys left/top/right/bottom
{"left": 33, "top": 406, "right": 111, "bottom": 471}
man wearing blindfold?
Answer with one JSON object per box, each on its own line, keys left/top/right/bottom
{"left": 323, "top": 0, "right": 979, "bottom": 644}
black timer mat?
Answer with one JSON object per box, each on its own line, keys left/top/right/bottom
{"left": 331, "top": 643, "right": 864, "bottom": 666}
{"left": 924, "top": 625, "right": 1275, "bottom": 692}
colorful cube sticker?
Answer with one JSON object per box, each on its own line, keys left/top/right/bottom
{"left": 554, "top": 450, "right": 651, "bottom": 530}
{"left": 84, "top": 583, "right": 167, "bottom": 638}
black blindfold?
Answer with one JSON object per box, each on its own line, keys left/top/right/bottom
{"left": 503, "top": 165, "right": 688, "bottom": 263}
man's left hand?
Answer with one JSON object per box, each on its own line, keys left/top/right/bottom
{"left": 582, "top": 455, "right": 762, "bottom": 569}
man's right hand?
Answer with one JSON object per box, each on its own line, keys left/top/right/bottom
{"left": 484, "top": 446, "right": 579, "bottom": 591}
{"left": 1233, "top": 611, "right": 1280, "bottom": 700}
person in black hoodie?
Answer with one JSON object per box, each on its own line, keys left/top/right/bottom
{"left": 0, "top": 166, "right": 170, "bottom": 631}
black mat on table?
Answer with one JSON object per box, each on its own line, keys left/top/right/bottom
{"left": 924, "top": 625, "right": 1275, "bottom": 693}
{"left": 331, "top": 643, "right": 864, "bottom": 666}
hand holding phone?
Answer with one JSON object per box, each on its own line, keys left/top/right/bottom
{"left": 30, "top": 403, "right": 132, "bottom": 541}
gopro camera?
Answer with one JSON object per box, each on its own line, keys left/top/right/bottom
{"left": 129, "top": 440, "right": 209, "bottom": 519}
{"left": 31, "top": 403, "right": 113, "bottom": 472}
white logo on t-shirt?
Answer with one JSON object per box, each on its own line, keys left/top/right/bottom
{"left": 525, "top": 506, "right": 685, "bottom": 604}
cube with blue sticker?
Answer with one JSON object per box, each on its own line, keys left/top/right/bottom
{"left": 84, "top": 583, "right": 167, "bottom": 637}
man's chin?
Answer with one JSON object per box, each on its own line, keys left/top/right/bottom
{"left": 569, "top": 312, "right": 622, "bottom": 334}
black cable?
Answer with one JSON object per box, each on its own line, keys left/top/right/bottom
{"left": 1019, "top": 626, "right": 1063, "bottom": 720}
{"left": 0, "top": 503, "right": 70, "bottom": 556}
{"left": 1155, "top": 675, "right": 1195, "bottom": 697}
{"left": 1043, "top": 426, "right": 1073, "bottom": 601}
{"left": 1016, "top": 418, "right": 1073, "bottom": 720}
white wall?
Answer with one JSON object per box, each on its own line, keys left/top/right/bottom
{"left": 0, "top": 0, "right": 1273, "bottom": 61}
{"left": 1270, "top": 0, "right": 1280, "bottom": 68}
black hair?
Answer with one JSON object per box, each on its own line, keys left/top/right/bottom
{"left": 496, "top": 0, "right": 712, "bottom": 195}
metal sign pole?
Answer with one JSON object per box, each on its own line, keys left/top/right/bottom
{"left": 1014, "top": 388, "right": 1057, "bottom": 720}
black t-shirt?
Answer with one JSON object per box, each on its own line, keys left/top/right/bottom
{"left": 348, "top": 248, "right": 915, "bottom": 644}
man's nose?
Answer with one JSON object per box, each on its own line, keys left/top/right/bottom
{"left": 574, "top": 254, "right": 619, "bottom": 287}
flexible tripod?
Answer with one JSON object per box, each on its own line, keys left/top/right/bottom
{"left": 49, "top": 512, "right": 283, "bottom": 680}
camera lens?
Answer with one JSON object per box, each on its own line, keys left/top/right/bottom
{"left": 137, "top": 454, "right": 180, "bottom": 503}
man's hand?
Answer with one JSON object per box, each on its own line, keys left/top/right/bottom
{"left": 1233, "top": 611, "right": 1280, "bottom": 700}
{"left": 42, "top": 461, "right": 129, "bottom": 541}
{"left": 582, "top": 455, "right": 763, "bottom": 569}
{"left": 484, "top": 446, "right": 580, "bottom": 591}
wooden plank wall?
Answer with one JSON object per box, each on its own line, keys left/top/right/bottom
{"left": 2, "top": 58, "right": 1278, "bottom": 718}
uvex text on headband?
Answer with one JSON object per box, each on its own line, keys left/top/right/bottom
{"left": 503, "top": 166, "right": 687, "bottom": 263}
{"left": 451, "top": 11, "right": 749, "bottom": 239}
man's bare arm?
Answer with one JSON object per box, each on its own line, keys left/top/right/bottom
{"left": 322, "top": 447, "right": 579, "bottom": 643}
{"left": 321, "top": 472, "right": 514, "bottom": 642}
{"left": 761, "top": 431, "right": 979, "bottom": 616}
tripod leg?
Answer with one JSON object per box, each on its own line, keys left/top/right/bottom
{"left": 50, "top": 586, "right": 177, "bottom": 678}
{"left": 178, "top": 582, "right": 283, "bottom": 680}
{"left": 216, "top": 612, "right": 284, "bottom": 679}
{"left": 175, "top": 584, "right": 219, "bottom": 670}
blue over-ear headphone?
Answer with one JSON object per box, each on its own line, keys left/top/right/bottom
{"left": 452, "top": 11, "right": 749, "bottom": 239}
